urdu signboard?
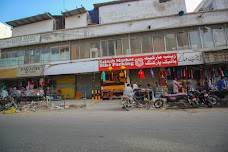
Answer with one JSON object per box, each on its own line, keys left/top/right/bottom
{"left": 99, "top": 53, "right": 178, "bottom": 71}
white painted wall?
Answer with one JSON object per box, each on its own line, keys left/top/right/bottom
{"left": 0, "top": 22, "right": 12, "bottom": 39}
{"left": 194, "top": 0, "right": 228, "bottom": 11}
{"left": 65, "top": 13, "right": 88, "bottom": 29}
{"left": 12, "top": 19, "right": 54, "bottom": 37}
{"left": 98, "top": 0, "right": 186, "bottom": 24}
{"left": 0, "top": 9, "right": 227, "bottom": 49}
{"left": 44, "top": 59, "right": 99, "bottom": 75}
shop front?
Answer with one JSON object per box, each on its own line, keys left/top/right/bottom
{"left": 16, "top": 65, "right": 45, "bottom": 101}
{"left": 44, "top": 60, "right": 99, "bottom": 99}
{"left": 98, "top": 53, "right": 178, "bottom": 99}
{"left": 98, "top": 51, "right": 205, "bottom": 97}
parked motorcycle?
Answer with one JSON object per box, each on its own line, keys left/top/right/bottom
{"left": 0, "top": 96, "right": 17, "bottom": 111}
{"left": 121, "top": 96, "right": 147, "bottom": 111}
{"left": 191, "top": 90, "right": 212, "bottom": 108}
{"left": 153, "top": 92, "right": 197, "bottom": 109}
{"left": 208, "top": 89, "right": 228, "bottom": 106}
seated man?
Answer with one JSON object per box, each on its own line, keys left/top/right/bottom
{"left": 123, "top": 84, "right": 133, "bottom": 100}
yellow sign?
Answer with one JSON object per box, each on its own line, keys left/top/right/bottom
{"left": 121, "top": 65, "right": 126, "bottom": 69}
{"left": 0, "top": 68, "right": 18, "bottom": 79}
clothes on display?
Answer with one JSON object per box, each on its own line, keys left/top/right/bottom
{"left": 138, "top": 69, "right": 145, "bottom": 79}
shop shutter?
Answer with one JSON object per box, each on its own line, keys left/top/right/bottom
{"left": 76, "top": 73, "right": 100, "bottom": 99}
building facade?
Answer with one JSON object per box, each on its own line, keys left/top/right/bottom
{"left": 0, "top": 22, "right": 12, "bottom": 39}
{"left": 0, "top": 0, "right": 228, "bottom": 99}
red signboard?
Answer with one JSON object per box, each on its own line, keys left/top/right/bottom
{"left": 99, "top": 53, "right": 178, "bottom": 71}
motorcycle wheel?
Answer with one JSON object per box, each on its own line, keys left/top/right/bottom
{"left": 204, "top": 98, "right": 212, "bottom": 108}
{"left": 190, "top": 99, "right": 199, "bottom": 108}
{"left": 154, "top": 99, "right": 164, "bottom": 108}
{"left": 178, "top": 99, "right": 190, "bottom": 109}
{"left": 122, "top": 99, "right": 132, "bottom": 111}
{"left": 209, "top": 95, "right": 218, "bottom": 105}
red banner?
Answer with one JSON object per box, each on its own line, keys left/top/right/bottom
{"left": 99, "top": 53, "right": 178, "bottom": 71}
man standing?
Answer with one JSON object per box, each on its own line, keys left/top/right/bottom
{"left": 217, "top": 77, "right": 225, "bottom": 92}
{"left": 2, "top": 88, "right": 9, "bottom": 99}
{"left": 173, "top": 78, "right": 179, "bottom": 94}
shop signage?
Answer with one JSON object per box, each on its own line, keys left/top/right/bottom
{"left": 18, "top": 65, "right": 44, "bottom": 77}
{"left": 99, "top": 53, "right": 178, "bottom": 71}
{"left": 0, "top": 35, "right": 40, "bottom": 49}
{"left": 177, "top": 52, "right": 203, "bottom": 66}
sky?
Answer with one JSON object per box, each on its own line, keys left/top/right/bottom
{"left": 0, "top": 0, "right": 203, "bottom": 25}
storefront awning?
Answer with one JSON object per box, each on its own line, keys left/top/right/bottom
{"left": 204, "top": 50, "right": 228, "bottom": 64}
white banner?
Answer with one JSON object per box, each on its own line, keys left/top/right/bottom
{"left": 177, "top": 52, "right": 204, "bottom": 66}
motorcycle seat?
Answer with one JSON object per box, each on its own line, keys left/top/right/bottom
{"left": 163, "top": 93, "right": 187, "bottom": 97}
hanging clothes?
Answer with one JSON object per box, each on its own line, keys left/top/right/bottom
{"left": 150, "top": 69, "right": 154, "bottom": 78}
{"left": 138, "top": 69, "right": 145, "bottom": 79}
{"left": 101, "top": 71, "right": 106, "bottom": 82}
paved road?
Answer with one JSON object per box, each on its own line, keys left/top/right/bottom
{"left": 0, "top": 100, "right": 228, "bottom": 152}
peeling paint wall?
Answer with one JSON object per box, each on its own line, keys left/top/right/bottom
{"left": 98, "top": 0, "right": 186, "bottom": 24}
{"left": 1, "top": 10, "right": 227, "bottom": 49}
{"left": 65, "top": 13, "right": 88, "bottom": 29}
{"left": 12, "top": 19, "right": 54, "bottom": 37}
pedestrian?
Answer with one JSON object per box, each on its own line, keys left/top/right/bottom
{"left": 204, "top": 78, "right": 209, "bottom": 92}
{"left": 217, "top": 77, "right": 225, "bottom": 92}
{"left": 173, "top": 78, "right": 179, "bottom": 94}
{"left": 2, "top": 88, "right": 9, "bottom": 99}
{"left": 182, "top": 77, "right": 187, "bottom": 93}
{"left": 132, "top": 82, "right": 138, "bottom": 90}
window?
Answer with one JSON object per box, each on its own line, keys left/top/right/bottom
{"left": 189, "top": 30, "right": 202, "bottom": 49}
{"left": 41, "top": 46, "right": 50, "bottom": 63}
{"left": 59, "top": 46, "right": 69, "bottom": 60}
{"left": 213, "top": 27, "right": 226, "bottom": 46}
{"left": 115, "top": 39, "right": 122, "bottom": 56}
{"left": 122, "top": 38, "right": 130, "bottom": 55}
{"left": 130, "top": 37, "right": 141, "bottom": 54}
{"left": 18, "top": 50, "right": 25, "bottom": 65}
{"left": 79, "top": 42, "right": 90, "bottom": 59}
{"left": 177, "top": 32, "right": 190, "bottom": 49}
{"left": 142, "top": 35, "right": 152, "bottom": 53}
{"left": 153, "top": 34, "right": 165, "bottom": 52}
{"left": 90, "top": 41, "right": 100, "bottom": 58}
{"left": 108, "top": 40, "right": 115, "bottom": 56}
{"left": 226, "top": 25, "right": 228, "bottom": 45}
{"left": 50, "top": 47, "right": 59, "bottom": 61}
{"left": 35, "top": 48, "right": 40, "bottom": 63}
{"left": 201, "top": 27, "right": 214, "bottom": 48}
{"left": 101, "top": 41, "right": 108, "bottom": 57}
{"left": 165, "top": 33, "right": 177, "bottom": 51}
{"left": 71, "top": 44, "right": 80, "bottom": 60}
{"left": 101, "top": 40, "right": 116, "bottom": 57}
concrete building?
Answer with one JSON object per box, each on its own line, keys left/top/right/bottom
{"left": 194, "top": 0, "right": 228, "bottom": 12}
{"left": 0, "top": 22, "right": 12, "bottom": 39}
{"left": 0, "top": 0, "right": 228, "bottom": 99}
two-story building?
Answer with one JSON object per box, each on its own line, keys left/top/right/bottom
{"left": 0, "top": 0, "right": 228, "bottom": 99}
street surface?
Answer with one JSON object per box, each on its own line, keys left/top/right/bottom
{"left": 0, "top": 100, "right": 228, "bottom": 152}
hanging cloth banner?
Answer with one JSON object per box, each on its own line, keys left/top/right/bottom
{"left": 150, "top": 69, "right": 154, "bottom": 78}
